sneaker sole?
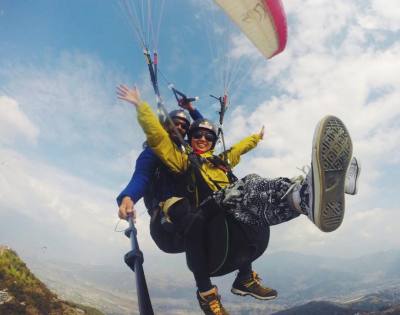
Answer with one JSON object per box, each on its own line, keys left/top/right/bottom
{"left": 312, "top": 116, "right": 353, "bottom": 232}
{"left": 230, "top": 288, "right": 278, "bottom": 300}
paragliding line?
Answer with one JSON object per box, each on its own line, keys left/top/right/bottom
{"left": 210, "top": 94, "right": 230, "bottom": 165}
{"left": 143, "top": 49, "right": 160, "bottom": 99}
{"left": 142, "top": 50, "right": 193, "bottom": 154}
{"left": 136, "top": 9, "right": 231, "bottom": 190}
{"left": 153, "top": 52, "right": 158, "bottom": 88}
{"left": 124, "top": 216, "right": 154, "bottom": 315}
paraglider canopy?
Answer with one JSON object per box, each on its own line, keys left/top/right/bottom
{"left": 213, "top": 0, "right": 287, "bottom": 58}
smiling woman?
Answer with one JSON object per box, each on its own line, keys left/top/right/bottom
{"left": 188, "top": 119, "right": 219, "bottom": 153}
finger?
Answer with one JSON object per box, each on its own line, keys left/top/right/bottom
{"left": 116, "top": 92, "right": 126, "bottom": 99}
{"left": 116, "top": 88, "right": 125, "bottom": 97}
{"left": 259, "top": 126, "right": 265, "bottom": 139}
{"left": 126, "top": 210, "right": 136, "bottom": 223}
{"left": 116, "top": 85, "right": 126, "bottom": 92}
{"left": 119, "top": 84, "right": 129, "bottom": 92}
{"left": 117, "top": 96, "right": 130, "bottom": 103}
{"left": 118, "top": 207, "right": 126, "bottom": 220}
{"left": 116, "top": 87, "right": 127, "bottom": 97}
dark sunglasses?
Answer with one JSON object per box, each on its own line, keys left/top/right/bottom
{"left": 192, "top": 130, "right": 216, "bottom": 142}
{"left": 172, "top": 119, "right": 189, "bottom": 130}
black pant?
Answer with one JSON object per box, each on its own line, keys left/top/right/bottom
{"left": 167, "top": 198, "right": 267, "bottom": 292}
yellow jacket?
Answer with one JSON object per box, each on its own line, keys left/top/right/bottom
{"left": 136, "top": 101, "right": 261, "bottom": 192}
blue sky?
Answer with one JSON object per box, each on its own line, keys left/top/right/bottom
{"left": 1, "top": 0, "right": 400, "bottom": 276}
{"left": 0, "top": 1, "right": 134, "bottom": 69}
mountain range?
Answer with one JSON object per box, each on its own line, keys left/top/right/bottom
{"left": 0, "top": 245, "right": 104, "bottom": 315}
{"left": 21, "top": 248, "right": 400, "bottom": 314}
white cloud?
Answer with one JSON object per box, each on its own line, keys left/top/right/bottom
{"left": 1, "top": 52, "right": 142, "bottom": 151}
{"left": 0, "top": 148, "right": 111, "bottom": 234}
{"left": 0, "top": 96, "right": 39, "bottom": 145}
{"left": 361, "top": 0, "right": 400, "bottom": 31}
{"left": 284, "top": 0, "right": 357, "bottom": 54}
{"left": 0, "top": 147, "right": 157, "bottom": 263}
{"left": 229, "top": 34, "right": 259, "bottom": 59}
{"left": 267, "top": 204, "right": 400, "bottom": 258}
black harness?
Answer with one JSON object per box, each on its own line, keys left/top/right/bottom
{"left": 186, "top": 152, "right": 238, "bottom": 207}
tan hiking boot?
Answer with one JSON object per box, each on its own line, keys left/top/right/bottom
{"left": 231, "top": 271, "right": 278, "bottom": 300}
{"left": 196, "top": 286, "right": 229, "bottom": 315}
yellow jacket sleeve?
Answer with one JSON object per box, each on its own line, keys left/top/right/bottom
{"left": 222, "top": 134, "right": 261, "bottom": 168}
{"left": 136, "top": 102, "right": 188, "bottom": 173}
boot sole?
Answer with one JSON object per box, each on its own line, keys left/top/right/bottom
{"left": 230, "top": 288, "right": 278, "bottom": 300}
{"left": 312, "top": 116, "right": 353, "bottom": 232}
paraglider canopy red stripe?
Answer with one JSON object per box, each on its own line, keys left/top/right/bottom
{"left": 214, "top": 0, "right": 288, "bottom": 59}
{"left": 265, "top": 0, "right": 287, "bottom": 57}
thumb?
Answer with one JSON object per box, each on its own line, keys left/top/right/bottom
{"left": 259, "top": 125, "right": 265, "bottom": 139}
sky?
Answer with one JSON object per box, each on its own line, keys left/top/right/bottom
{"left": 0, "top": 0, "right": 400, "bottom": 274}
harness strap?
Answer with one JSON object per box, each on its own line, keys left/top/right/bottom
{"left": 188, "top": 153, "right": 225, "bottom": 192}
{"left": 206, "top": 155, "right": 238, "bottom": 183}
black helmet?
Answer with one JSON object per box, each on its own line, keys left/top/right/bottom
{"left": 188, "top": 118, "right": 218, "bottom": 148}
{"left": 168, "top": 109, "right": 191, "bottom": 126}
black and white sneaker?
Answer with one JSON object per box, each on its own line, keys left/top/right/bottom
{"left": 303, "top": 115, "right": 353, "bottom": 232}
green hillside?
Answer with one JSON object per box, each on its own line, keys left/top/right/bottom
{"left": 0, "top": 245, "right": 104, "bottom": 315}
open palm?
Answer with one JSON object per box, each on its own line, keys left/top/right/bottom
{"left": 117, "top": 85, "right": 141, "bottom": 106}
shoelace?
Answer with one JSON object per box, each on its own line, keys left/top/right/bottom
{"left": 297, "top": 165, "right": 310, "bottom": 175}
{"left": 245, "top": 273, "right": 276, "bottom": 294}
{"left": 244, "top": 272, "right": 262, "bottom": 288}
{"left": 209, "top": 297, "right": 223, "bottom": 314}
{"left": 280, "top": 165, "right": 310, "bottom": 201}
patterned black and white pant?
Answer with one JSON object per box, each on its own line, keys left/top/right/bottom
{"left": 213, "top": 174, "right": 301, "bottom": 227}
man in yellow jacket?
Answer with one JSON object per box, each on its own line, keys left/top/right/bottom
{"left": 117, "top": 84, "right": 353, "bottom": 315}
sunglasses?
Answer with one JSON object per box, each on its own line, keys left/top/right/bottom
{"left": 169, "top": 119, "right": 189, "bottom": 131}
{"left": 191, "top": 130, "right": 216, "bottom": 142}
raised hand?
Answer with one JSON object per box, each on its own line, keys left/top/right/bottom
{"left": 178, "top": 99, "right": 195, "bottom": 112}
{"left": 116, "top": 84, "right": 141, "bottom": 107}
